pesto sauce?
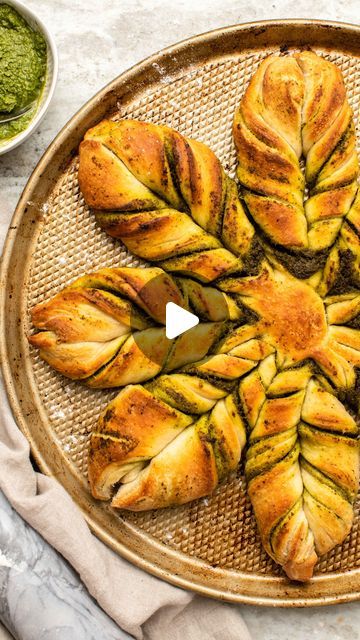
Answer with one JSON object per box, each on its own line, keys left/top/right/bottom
{"left": 0, "top": 4, "right": 47, "bottom": 142}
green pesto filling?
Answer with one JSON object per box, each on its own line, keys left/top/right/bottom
{"left": 196, "top": 415, "right": 229, "bottom": 481}
{"left": 0, "top": 4, "right": 47, "bottom": 141}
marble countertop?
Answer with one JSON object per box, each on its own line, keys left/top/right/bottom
{"left": 1, "top": 1, "right": 360, "bottom": 638}
{"left": 0, "top": 491, "right": 130, "bottom": 640}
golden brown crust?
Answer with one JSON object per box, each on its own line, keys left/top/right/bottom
{"left": 233, "top": 51, "right": 359, "bottom": 254}
{"left": 242, "top": 193, "right": 307, "bottom": 248}
{"left": 78, "top": 138, "right": 166, "bottom": 211}
{"left": 243, "top": 362, "right": 359, "bottom": 581}
{"left": 29, "top": 267, "right": 235, "bottom": 387}
{"left": 97, "top": 209, "right": 220, "bottom": 260}
{"left": 88, "top": 385, "right": 192, "bottom": 499}
{"left": 32, "top": 267, "right": 183, "bottom": 328}
{"left": 67, "top": 266, "right": 183, "bottom": 324}
{"left": 111, "top": 422, "right": 218, "bottom": 510}
{"left": 221, "top": 264, "right": 328, "bottom": 365}
{"left": 78, "top": 118, "right": 257, "bottom": 283}
{"left": 220, "top": 262, "right": 359, "bottom": 391}
{"left": 161, "top": 248, "right": 241, "bottom": 283}
{"left": 30, "top": 288, "right": 150, "bottom": 342}
{"left": 86, "top": 330, "right": 168, "bottom": 388}
{"left": 29, "top": 332, "right": 127, "bottom": 379}
{"left": 89, "top": 380, "right": 247, "bottom": 509}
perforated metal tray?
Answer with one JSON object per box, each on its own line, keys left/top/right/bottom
{"left": 1, "top": 20, "right": 360, "bottom": 606}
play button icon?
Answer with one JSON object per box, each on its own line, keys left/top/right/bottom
{"left": 129, "top": 271, "right": 232, "bottom": 369}
{"left": 165, "top": 302, "right": 199, "bottom": 339}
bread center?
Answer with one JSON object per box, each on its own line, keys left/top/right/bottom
{"left": 236, "top": 267, "right": 328, "bottom": 364}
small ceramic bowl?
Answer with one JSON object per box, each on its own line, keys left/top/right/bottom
{"left": 0, "top": 0, "right": 58, "bottom": 155}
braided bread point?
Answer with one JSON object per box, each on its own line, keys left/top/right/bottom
{"left": 78, "top": 119, "right": 260, "bottom": 283}
{"left": 234, "top": 51, "right": 359, "bottom": 254}
{"left": 29, "top": 266, "right": 240, "bottom": 386}
{"left": 242, "top": 361, "right": 359, "bottom": 581}
{"left": 87, "top": 319, "right": 276, "bottom": 508}
{"left": 89, "top": 382, "right": 246, "bottom": 509}
{"left": 112, "top": 402, "right": 243, "bottom": 510}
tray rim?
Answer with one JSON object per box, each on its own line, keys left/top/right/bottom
{"left": 1, "top": 18, "right": 360, "bottom": 607}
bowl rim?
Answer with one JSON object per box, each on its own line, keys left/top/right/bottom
{"left": 0, "top": 0, "right": 59, "bottom": 155}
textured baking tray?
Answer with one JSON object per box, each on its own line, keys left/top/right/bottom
{"left": 1, "top": 20, "right": 360, "bottom": 606}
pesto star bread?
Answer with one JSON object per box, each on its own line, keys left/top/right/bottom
{"left": 30, "top": 50, "right": 360, "bottom": 582}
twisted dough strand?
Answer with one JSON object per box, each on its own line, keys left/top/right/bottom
{"left": 316, "top": 188, "right": 360, "bottom": 296}
{"left": 29, "top": 266, "right": 242, "bottom": 386}
{"left": 233, "top": 51, "right": 359, "bottom": 254}
{"left": 79, "top": 119, "right": 259, "bottom": 283}
{"left": 241, "top": 360, "right": 358, "bottom": 581}
{"left": 90, "top": 385, "right": 246, "bottom": 510}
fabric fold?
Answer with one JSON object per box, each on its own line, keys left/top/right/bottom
{"left": 0, "top": 378, "right": 251, "bottom": 640}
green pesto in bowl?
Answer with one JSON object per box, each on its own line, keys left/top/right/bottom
{"left": 0, "top": 3, "right": 47, "bottom": 141}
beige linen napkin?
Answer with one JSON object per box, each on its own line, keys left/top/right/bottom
{"left": 0, "top": 380, "right": 251, "bottom": 640}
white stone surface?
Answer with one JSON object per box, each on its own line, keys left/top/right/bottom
{"left": 0, "top": 492, "right": 129, "bottom": 640}
{"left": 1, "top": 1, "right": 360, "bottom": 638}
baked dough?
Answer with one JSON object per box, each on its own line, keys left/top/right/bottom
{"left": 30, "top": 266, "right": 240, "bottom": 386}
{"left": 78, "top": 118, "right": 259, "bottom": 282}
{"left": 30, "top": 51, "right": 360, "bottom": 582}
{"left": 234, "top": 51, "right": 358, "bottom": 253}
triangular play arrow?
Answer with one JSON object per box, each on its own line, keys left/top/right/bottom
{"left": 165, "top": 302, "right": 199, "bottom": 339}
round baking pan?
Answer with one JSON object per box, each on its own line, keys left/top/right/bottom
{"left": 1, "top": 20, "right": 360, "bottom": 606}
